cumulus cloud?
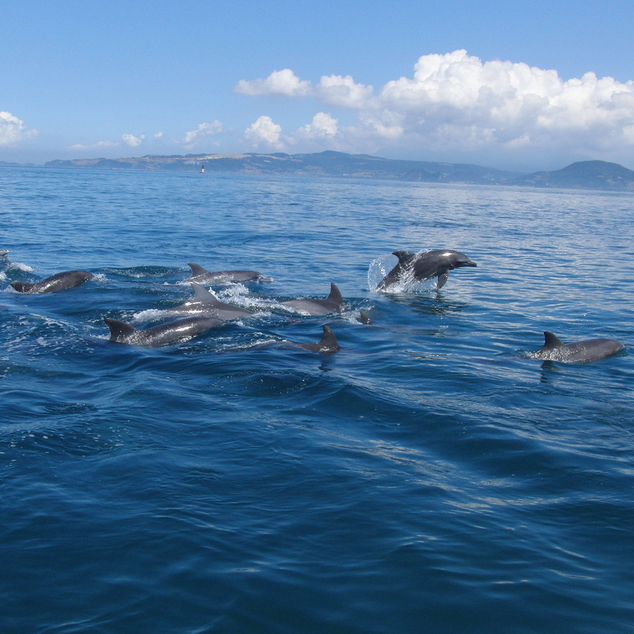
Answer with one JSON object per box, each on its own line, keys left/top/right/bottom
{"left": 235, "top": 69, "right": 312, "bottom": 97}
{"left": 297, "top": 112, "right": 339, "bottom": 139}
{"left": 182, "top": 121, "right": 222, "bottom": 146}
{"left": 244, "top": 116, "right": 284, "bottom": 149}
{"left": 0, "top": 111, "right": 38, "bottom": 146}
{"left": 236, "top": 51, "right": 634, "bottom": 160}
{"left": 122, "top": 133, "right": 145, "bottom": 147}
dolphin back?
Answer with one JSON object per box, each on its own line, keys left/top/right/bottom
{"left": 105, "top": 318, "right": 138, "bottom": 343}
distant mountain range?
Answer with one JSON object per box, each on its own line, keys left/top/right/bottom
{"left": 5, "top": 151, "right": 633, "bottom": 191}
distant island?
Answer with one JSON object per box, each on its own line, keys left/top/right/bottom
{"left": 6, "top": 151, "right": 634, "bottom": 191}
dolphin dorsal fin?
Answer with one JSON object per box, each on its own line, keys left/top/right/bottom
{"left": 543, "top": 331, "right": 564, "bottom": 350}
{"left": 104, "top": 318, "right": 137, "bottom": 340}
{"left": 327, "top": 283, "right": 344, "bottom": 306}
{"left": 319, "top": 325, "right": 340, "bottom": 349}
{"left": 188, "top": 262, "right": 210, "bottom": 276}
{"left": 392, "top": 251, "right": 416, "bottom": 264}
{"left": 191, "top": 282, "right": 220, "bottom": 305}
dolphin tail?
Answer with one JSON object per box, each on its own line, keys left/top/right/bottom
{"left": 187, "top": 262, "right": 210, "bottom": 277}
{"left": 104, "top": 318, "right": 138, "bottom": 342}
{"left": 437, "top": 272, "right": 449, "bottom": 289}
{"left": 10, "top": 281, "right": 35, "bottom": 293}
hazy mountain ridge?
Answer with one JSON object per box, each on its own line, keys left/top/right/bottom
{"left": 13, "top": 151, "right": 634, "bottom": 191}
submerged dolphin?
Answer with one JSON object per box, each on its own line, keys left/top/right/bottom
{"left": 532, "top": 331, "right": 625, "bottom": 363}
{"left": 105, "top": 316, "right": 223, "bottom": 347}
{"left": 282, "top": 283, "right": 345, "bottom": 316}
{"left": 377, "top": 249, "right": 477, "bottom": 291}
{"left": 186, "top": 262, "right": 272, "bottom": 284}
{"left": 11, "top": 270, "right": 94, "bottom": 294}
{"left": 291, "top": 325, "right": 341, "bottom": 354}
{"left": 170, "top": 282, "right": 253, "bottom": 320}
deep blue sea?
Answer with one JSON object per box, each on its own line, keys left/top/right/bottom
{"left": 1, "top": 167, "right": 633, "bottom": 634}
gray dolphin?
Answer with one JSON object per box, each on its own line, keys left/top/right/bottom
{"left": 105, "top": 316, "right": 223, "bottom": 347}
{"left": 291, "top": 325, "right": 341, "bottom": 354}
{"left": 282, "top": 283, "right": 345, "bottom": 316}
{"left": 170, "top": 282, "right": 253, "bottom": 320}
{"left": 11, "top": 270, "right": 94, "bottom": 294}
{"left": 186, "top": 262, "right": 272, "bottom": 284}
{"left": 0, "top": 250, "right": 8, "bottom": 257}
{"left": 532, "top": 331, "right": 625, "bottom": 363}
{"left": 377, "top": 249, "right": 477, "bottom": 291}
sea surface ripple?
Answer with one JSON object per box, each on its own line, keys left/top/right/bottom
{"left": 1, "top": 167, "right": 633, "bottom": 633}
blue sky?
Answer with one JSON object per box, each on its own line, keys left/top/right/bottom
{"left": 2, "top": 0, "right": 634, "bottom": 170}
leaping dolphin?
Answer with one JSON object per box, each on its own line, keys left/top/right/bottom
{"left": 377, "top": 249, "right": 477, "bottom": 291}
{"left": 282, "top": 283, "right": 345, "bottom": 316}
{"left": 532, "top": 331, "right": 625, "bottom": 363}
{"left": 105, "top": 316, "right": 223, "bottom": 347}
{"left": 11, "top": 270, "right": 94, "bottom": 294}
{"left": 0, "top": 250, "right": 8, "bottom": 257}
{"left": 291, "top": 325, "right": 341, "bottom": 354}
{"left": 170, "top": 283, "right": 254, "bottom": 320}
{"left": 186, "top": 262, "right": 272, "bottom": 284}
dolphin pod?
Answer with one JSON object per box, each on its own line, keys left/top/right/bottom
{"left": 2, "top": 250, "right": 626, "bottom": 361}
{"left": 11, "top": 270, "right": 94, "bottom": 294}
{"left": 377, "top": 249, "right": 477, "bottom": 291}
{"left": 531, "top": 331, "right": 625, "bottom": 364}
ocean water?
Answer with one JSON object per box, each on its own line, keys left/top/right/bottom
{"left": 1, "top": 167, "right": 633, "bottom": 634}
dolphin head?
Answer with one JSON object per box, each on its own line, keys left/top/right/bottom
{"left": 443, "top": 251, "right": 477, "bottom": 269}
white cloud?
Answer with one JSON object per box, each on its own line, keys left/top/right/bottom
{"left": 183, "top": 121, "right": 222, "bottom": 146}
{"left": 0, "top": 111, "right": 38, "bottom": 146}
{"left": 297, "top": 112, "right": 339, "bottom": 139}
{"left": 316, "top": 75, "right": 373, "bottom": 108}
{"left": 122, "top": 133, "right": 145, "bottom": 147}
{"left": 235, "top": 69, "right": 312, "bottom": 97}
{"left": 154, "top": 132, "right": 164, "bottom": 139}
{"left": 244, "top": 115, "right": 284, "bottom": 149}
{"left": 69, "top": 140, "right": 119, "bottom": 151}
{"left": 236, "top": 51, "right": 634, "bottom": 160}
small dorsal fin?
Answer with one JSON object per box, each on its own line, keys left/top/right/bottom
{"left": 360, "top": 310, "right": 372, "bottom": 325}
{"left": 392, "top": 250, "right": 416, "bottom": 264}
{"left": 104, "top": 318, "right": 137, "bottom": 340}
{"left": 318, "top": 325, "right": 340, "bottom": 351}
{"left": 191, "top": 282, "right": 221, "bottom": 305}
{"left": 327, "top": 283, "right": 344, "bottom": 306}
{"left": 543, "top": 331, "right": 564, "bottom": 350}
{"left": 187, "top": 262, "right": 210, "bottom": 276}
